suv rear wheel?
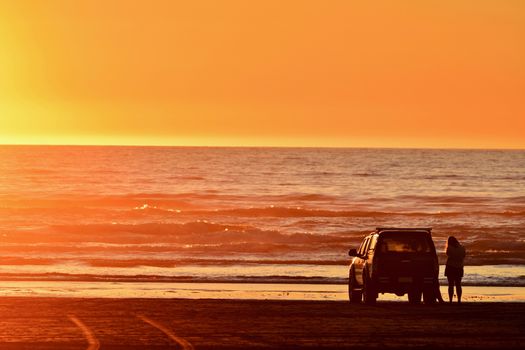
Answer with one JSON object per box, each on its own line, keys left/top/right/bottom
{"left": 348, "top": 270, "right": 362, "bottom": 303}
{"left": 423, "top": 288, "right": 436, "bottom": 305}
{"left": 408, "top": 288, "right": 422, "bottom": 304}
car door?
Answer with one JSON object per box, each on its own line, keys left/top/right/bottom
{"left": 354, "top": 236, "right": 370, "bottom": 286}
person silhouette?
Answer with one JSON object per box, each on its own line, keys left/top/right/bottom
{"left": 445, "top": 236, "right": 466, "bottom": 303}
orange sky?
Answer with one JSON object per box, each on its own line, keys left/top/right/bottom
{"left": 0, "top": 1, "right": 524, "bottom": 148}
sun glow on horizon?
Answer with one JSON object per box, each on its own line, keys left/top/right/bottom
{"left": 1, "top": 1, "right": 524, "bottom": 149}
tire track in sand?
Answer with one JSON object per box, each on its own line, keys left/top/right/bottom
{"left": 137, "top": 314, "right": 194, "bottom": 350}
{"left": 68, "top": 315, "right": 100, "bottom": 350}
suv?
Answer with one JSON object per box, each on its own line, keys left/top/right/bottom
{"left": 348, "top": 227, "right": 439, "bottom": 304}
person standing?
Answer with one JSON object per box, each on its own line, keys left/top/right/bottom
{"left": 445, "top": 236, "right": 466, "bottom": 303}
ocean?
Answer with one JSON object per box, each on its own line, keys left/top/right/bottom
{"left": 0, "top": 146, "right": 524, "bottom": 287}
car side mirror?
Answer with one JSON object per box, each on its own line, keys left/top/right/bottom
{"left": 348, "top": 249, "right": 358, "bottom": 257}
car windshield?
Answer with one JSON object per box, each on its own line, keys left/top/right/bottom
{"left": 378, "top": 235, "right": 430, "bottom": 253}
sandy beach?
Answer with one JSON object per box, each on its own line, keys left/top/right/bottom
{"left": 0, "top": 297, "right": 523, "bottom": 349}
{"left": 2, "top": 0, "right": 524, "bottom": 346}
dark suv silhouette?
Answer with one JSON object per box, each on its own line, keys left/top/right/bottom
{"left": 348, "top": 227, "right": 439, "bottom": 304}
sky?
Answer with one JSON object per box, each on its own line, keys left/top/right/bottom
{"left": 0, "top": 0, "right": 524, "bottom": 148}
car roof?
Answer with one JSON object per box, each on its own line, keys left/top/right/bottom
{"left": 376, "top": 227, "right": 432, "bottom": 233}
{"left": 369, "top": 228, "right": 432, "bottom": 237}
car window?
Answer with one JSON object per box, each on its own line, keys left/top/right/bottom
{"left": 378, "top": 236, "right": 430, "bottom": 253}
{"left": 358, "top": 237, "right": 370, "bottom": 256}
{"left": 357, "top": 238, "right": 365, "bottom": 255}
{"left": 368, "top": 235, "right": 378, "bottom": 251}
{"left": 363, "top": 237, "right": 372, "bottom": 254}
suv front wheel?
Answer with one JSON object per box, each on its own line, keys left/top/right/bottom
{"left": 362, "top": 273, "right": 377, "bottom": 304}
{"left": 348, "top": 270, "right": 362, "bottom": 303}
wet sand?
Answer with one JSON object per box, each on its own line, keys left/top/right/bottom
{"left": 0, "top": 298, "right": 524, "bottom": 349}
{"left": 2, "top": 281, "right": 524, "bottom": 302}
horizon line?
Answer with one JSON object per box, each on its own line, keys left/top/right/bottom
{"left": 0, "top": 142, "right": 523, "bottom": 151}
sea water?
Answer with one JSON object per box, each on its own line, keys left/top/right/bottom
{"left": 0, "top": 146, "right": 524, "bottom": 286}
